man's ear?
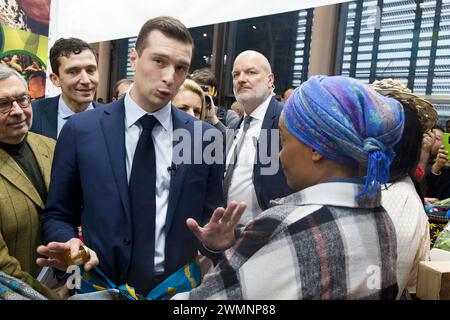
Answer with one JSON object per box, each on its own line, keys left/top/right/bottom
{"left": 268, "top": 73, "right": 274, "bottom": 89}
{"left": 311, "top": 149, "right": 324, "bottom": 162}
{"left": 49, "top": 73, "right": 61, "bottom": 87}
{"left": 130, "top": 48, "right": 138, "bottom": 72}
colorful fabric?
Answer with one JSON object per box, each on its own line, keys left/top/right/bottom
{"left": 77, "top": 256, "right": 201, "bottom": 300}
{"left": 283, "top": 75, "right": 404, "bottom": 200}
{"left": 0, "top": 272, "right": 47, "bottom": 300}
{"left": 147, "top": 256, "right": 201, "bottom": 300}
{"left": 173, "top": 182, "right": 398, "bottom": 300}
{"left": 428, "top": 214, "right": 449, "bottom": 247}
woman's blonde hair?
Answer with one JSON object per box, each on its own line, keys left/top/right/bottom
{"left": 177, "top": 79, "right": 206, "bottom": 120}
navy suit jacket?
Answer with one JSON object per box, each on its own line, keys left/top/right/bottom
{"left": 41, "top": 99, "right": 225, "bottom": 285}
{"left": 227, "top": 97, "right": 294, "bottom": 210}
{"left": 30, "top": 95, "right": 101, "bottom": 140}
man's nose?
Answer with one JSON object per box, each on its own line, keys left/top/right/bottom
{"left": 162, "top": 66, "right": 175, "bottom": 85}
{"left": 79, "top": 70, "right": 91, "bottom": 83}
{"left": 9, "top": 100, "right": 25, "bottom": 115}
{"left": 237, "top": 73, "right": 247, "bottom": 83}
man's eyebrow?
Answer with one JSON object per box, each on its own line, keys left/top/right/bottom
{"left": 0, "top": 92, "right": 27, "bottom": 99}
{"left": 177, "top": 60, "right": 190, "bottom": 68}
{"left": 64, "top": 66, "right": 80, "bottom": 72}
{"left": 151, "top": 52, "right": 170, "bottom": 59}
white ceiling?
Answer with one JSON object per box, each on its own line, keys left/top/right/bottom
{"left": 49, "top": 0, "right": 352, "bottom": 46}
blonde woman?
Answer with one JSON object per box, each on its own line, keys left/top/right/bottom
{"left": 172, "top": 79, "right": 206, "bottom": 120}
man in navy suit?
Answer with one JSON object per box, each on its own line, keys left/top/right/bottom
{"left": 224, "top": 50, "right": 294, "bottom": 227}
{"left": 30, "top": 38, "right": 101, "bottom": 140}
{"left": 36, "top": 16, "right": 224, "bottom": 296}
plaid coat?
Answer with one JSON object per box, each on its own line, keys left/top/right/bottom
{"left": 179, "top": 182, "right": 398, "bottom": 300}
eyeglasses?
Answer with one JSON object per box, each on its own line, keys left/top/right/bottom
{"left": 0, "top": 94, "right": 31, "bottom": 114}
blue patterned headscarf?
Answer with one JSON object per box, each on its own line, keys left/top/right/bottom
{"left": 283, "top": 75, "right": 404, "bottom": 200}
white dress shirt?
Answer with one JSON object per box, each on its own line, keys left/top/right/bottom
{"left": 226, "top": 95, "right": 272, "bottom": 225}
{"left": 124, "top": 92, "right": 173, "bottom": 274}
{"left": 57, "top": 96, "right": 94, "bottom": 137}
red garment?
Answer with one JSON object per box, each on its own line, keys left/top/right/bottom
{"left": 78, "top": 226, "right": 83, "bottom": 242}
{"left": 415, "top": 166, "right": 425, "bottom": 182}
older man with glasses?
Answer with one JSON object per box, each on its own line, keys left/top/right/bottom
{"left": 0, "top": 64, "right": 59, "bottom": 299}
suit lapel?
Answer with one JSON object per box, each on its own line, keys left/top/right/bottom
{"left": 165, "top": 106, "right": 189, "bottom": 234}
{"left": 255, "top": 97, "right": 279, "bottom": 175}
{"left": 26, "top": 133, "right": 53, "bottom": 190}
{"left": 259, "top": 97, "right": 278, "bottom": 138}
{"left": 101, "top": 100, "right": 131, "bottom": 218}
{"left": 0, "top": 145, "right": 44, "bottom": 208}
{"left": 42, "top": 95, "right": 59, "bottom": 140}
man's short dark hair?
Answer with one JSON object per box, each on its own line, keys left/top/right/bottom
{"left": 113, "top": 78, "right": 134, "bottom": 97}
{"left": 50, "top": 37, "right": 97, "bottom": 76}
{"left": 189, "top": 68, "right": 217, "bottom": 88}
{"left": 135, "top": 16, "right": 193, "bottom": 56}
{"left": 433, "top": 125, "right": 445, "bottom": 133}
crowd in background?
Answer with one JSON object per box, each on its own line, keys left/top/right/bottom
{"left": 0, "top": 15, "right": 446, "bottom": 301}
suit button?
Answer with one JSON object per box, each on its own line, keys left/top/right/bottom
{"left": 123, "top": 238, "right": 131, "bottom": 246}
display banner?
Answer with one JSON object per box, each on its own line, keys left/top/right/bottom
{"left": 0, "top": 0, "right": 50, "bottom": 99}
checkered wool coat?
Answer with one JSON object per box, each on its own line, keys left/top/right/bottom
{"left": 178, "top": 182, "right": 398, "bottom": 300}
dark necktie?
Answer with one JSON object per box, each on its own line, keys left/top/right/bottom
{"left": 127, "top": 114, "right": 159, "bottom": 295}
{"left": 223, "top": 115, "right": 253, "bottom": 200}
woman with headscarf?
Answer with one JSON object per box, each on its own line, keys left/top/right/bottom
{"left": 173, "top": 75, "right": 405, "bottom": 300}
{"left": 372, "top": 79, "right": 435, "bottom": 299}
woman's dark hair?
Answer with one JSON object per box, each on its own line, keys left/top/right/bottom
{"left": 390, "top": 105, "right": 422, "bottom": 180}
{"left": 389, "top": 105, "right": 426, "bottom": 201}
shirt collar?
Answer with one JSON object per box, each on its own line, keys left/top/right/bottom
{"left": 124, "top": 91, "right": 171, "bottom": 131}
{"left": 270, "top": 181, "right": 381, "bottom": 209}
{"left": 125, "top": 82, "right": 134, "bottom": 95}
{"left": 58, "top": 95, "right": 94, "bottom": 119}
{"left": 244, "top": 95, "right": 272, "bottom": 121}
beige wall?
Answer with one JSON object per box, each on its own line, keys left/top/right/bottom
{"left": 91, "top": 41, "right": 111, "bottom": 102}
{"left": 308, "top": 4, "right": 339, "bottom": 77}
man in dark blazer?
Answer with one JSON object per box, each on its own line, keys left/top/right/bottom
{"left": 30, "top": 38, "right": 101, "bottom": 140}
{"left": 224, "top": 50, "right": 294, "bottom": 227}
{"left": 36, "top": 17, "right": 224, "bottom": 296}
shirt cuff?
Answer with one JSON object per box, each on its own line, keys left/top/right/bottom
{"left": 202, "top": 243, "right": 223, "bottom": 254}
{"left": 432, "top": 169, "right": 442, "bottom": 176}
